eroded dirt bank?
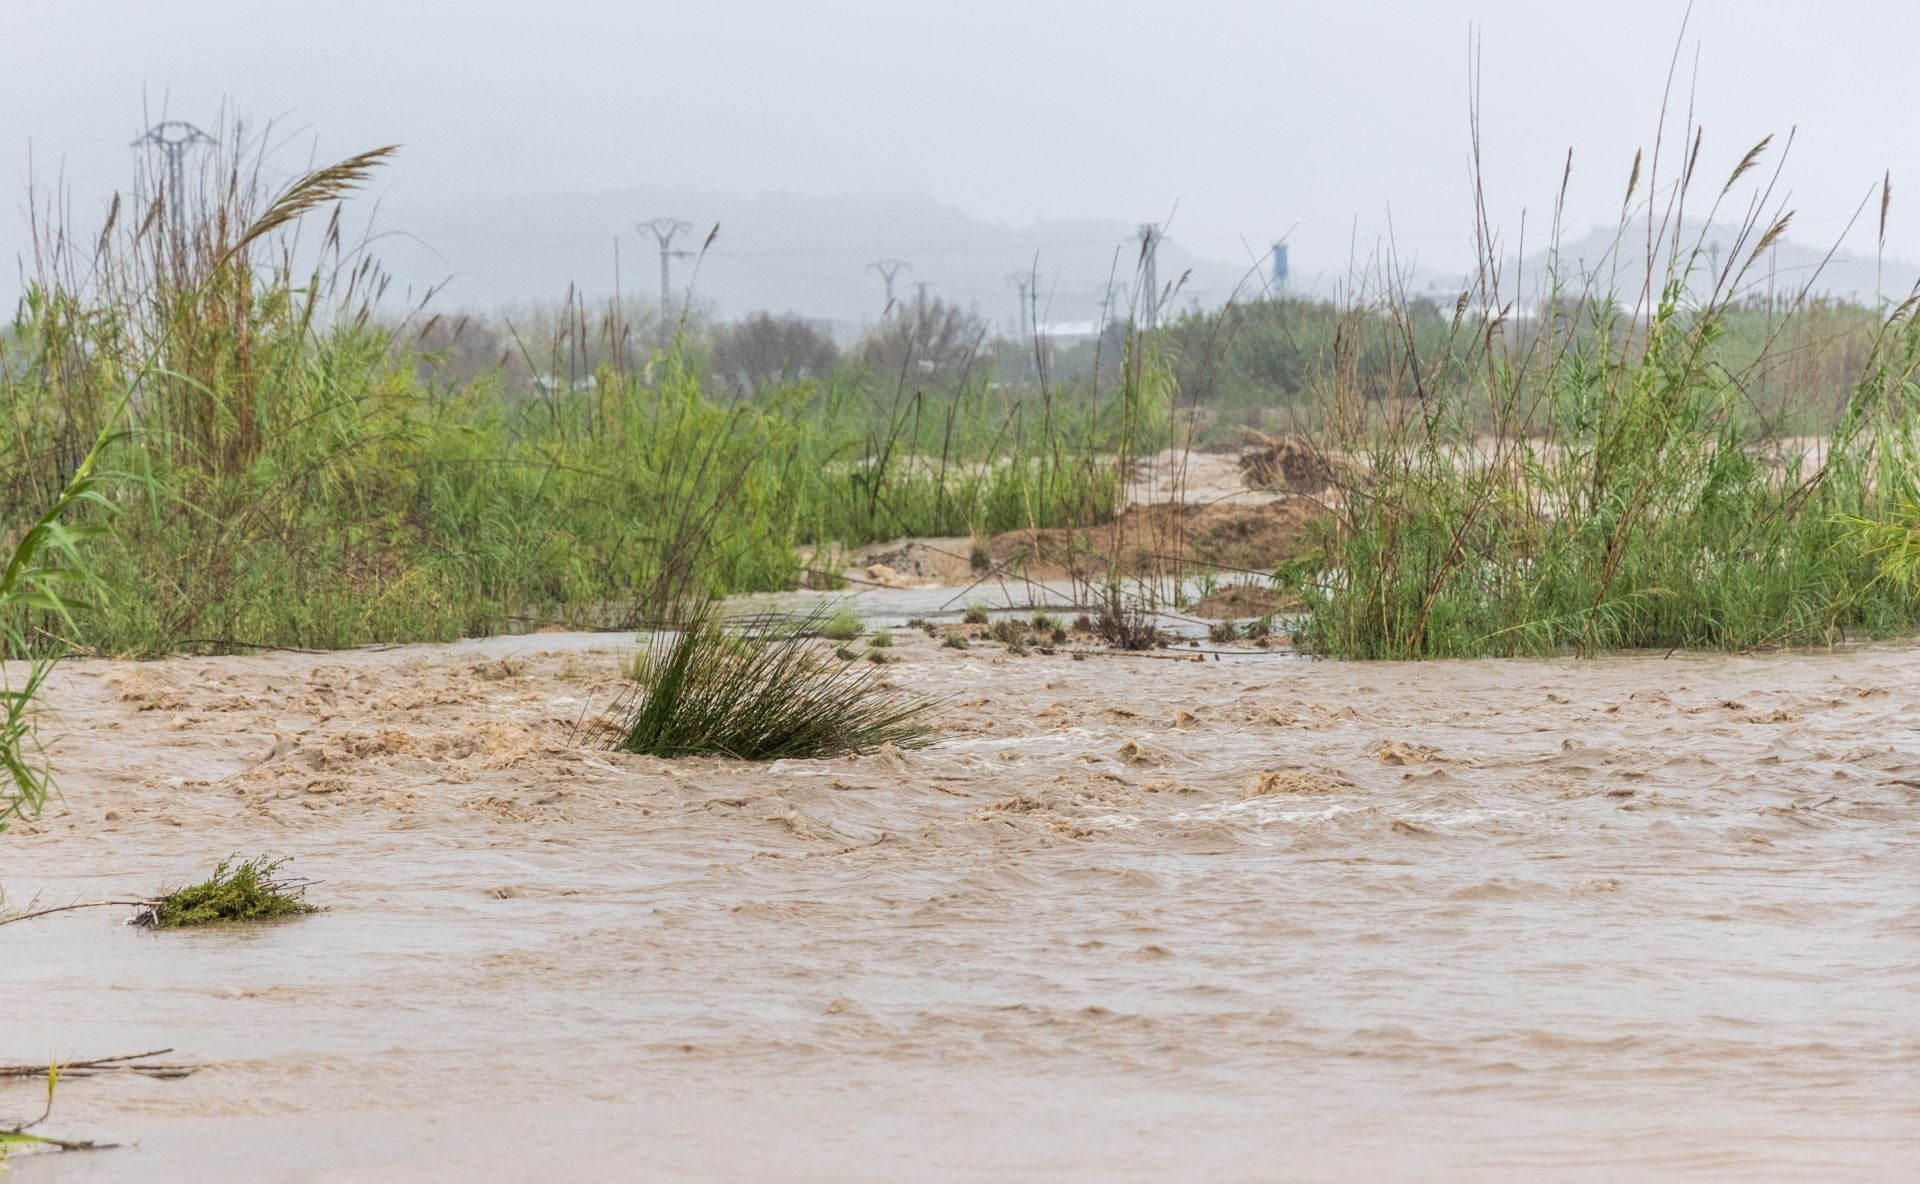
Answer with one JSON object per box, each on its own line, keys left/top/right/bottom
{"left": 4, "top": 633, "right": 1918, "bottom": 1181}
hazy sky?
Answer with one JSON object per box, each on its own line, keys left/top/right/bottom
{"left": 6, "top": 0, "right": 1919, "bottom": 292}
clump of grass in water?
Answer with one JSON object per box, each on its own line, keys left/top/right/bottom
{"left": 1092, "top": 589, "right": 1163, "bottom": 650}
{"left": 987, "top": 619, "right": 1026, "bottom": 645}
{"left": 133, "top": 856, "right": 317, "bottom": 928}
{"left": 603, "top": 607, "right": 938, "bottom": 759}
{"left": 819, "top": 604, "right": 863, "bottom": 642}
{"left": 963, "top": 604, "right": 990, "bottom": 625}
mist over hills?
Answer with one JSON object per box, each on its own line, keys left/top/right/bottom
{"left": 372, "top": 186, "right": 1274, "bottom": 337}
{"left": 13, "top": 175, "right": 1914, "bottom": 333}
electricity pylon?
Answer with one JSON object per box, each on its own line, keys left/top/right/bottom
{"left": 132, "top": 121, "right": 213, "bottom": 241}
{"left": 637, "top": 218, "right": 695, "bottom": 311}
{"left": 868, "top": 258, "right": 911, "bottom": 313}
{"left": 1004, "top": 271, "right": 1034, "bottom": 339}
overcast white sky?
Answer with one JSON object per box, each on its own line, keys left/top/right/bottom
{"left": 5, "top": 0, "right": 1917, "bottom": 285}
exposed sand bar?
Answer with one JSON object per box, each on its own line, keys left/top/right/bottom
{"left": 3, "top": 630, "right": 1918, "bottom": 1181}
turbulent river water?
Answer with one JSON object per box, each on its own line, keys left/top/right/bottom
{"left": 3, "top": 615, "right": 1917, "bottom": 1181}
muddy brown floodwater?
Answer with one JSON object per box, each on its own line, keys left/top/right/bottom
{"left": 3, "top": 627, "right": 1918, "bottom": 1182}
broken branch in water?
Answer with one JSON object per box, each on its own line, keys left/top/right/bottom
{"left": 0, "top": 900, "right": 148, "bottom": 927}
{"left": 0, "top": 1049, "right": 197, "bottom": 1080}
{"left": 0, "top": 1130, "right": 111, "bottom": 1152}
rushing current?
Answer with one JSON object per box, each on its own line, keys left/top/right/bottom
{"left": 3, "top": 622, "right": 1917, "bottom": 1181}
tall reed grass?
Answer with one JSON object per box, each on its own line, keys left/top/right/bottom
{"left": 1281, "top": 91, "right": 1920, "bottom": 658}
{"left": 2, "top": 124, "right": 1160, "bottom": 658}
{"left": 2, "top": 139, "right": 394, "bottom": 825}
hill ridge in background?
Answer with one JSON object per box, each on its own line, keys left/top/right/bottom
{"left": 374, "top": 185, "right": 1264, "bottom": 334}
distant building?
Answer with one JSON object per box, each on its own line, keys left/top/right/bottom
{"left": 1035, "top": 320, "right": 1102, "bottom": 342}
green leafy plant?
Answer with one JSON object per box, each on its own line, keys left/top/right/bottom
{"left": 0, "top": 438, "right": 114, "bottom": 831}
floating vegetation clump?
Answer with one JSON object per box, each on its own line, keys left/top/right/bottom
{"left": 603, "top": 607, "right": 938, "bottom": 760}
{"left": 133, "top": 856, "right": 318, "bottom": 928}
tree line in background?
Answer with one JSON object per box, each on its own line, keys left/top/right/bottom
{"left": 391, "top": 281, "right": 1895, "bottom": 450}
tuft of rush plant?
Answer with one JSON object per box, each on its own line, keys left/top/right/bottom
{"left": 602, "top": 606, "right": 938, "bottom": 760}
{"left": 131, "top": 856, "right": 317, "bottom": 928}
{"left": 962, "top": 603, "right": 990, "bottom": 625}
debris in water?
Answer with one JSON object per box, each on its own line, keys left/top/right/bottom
{"left": 130, "top": 856, "right": 318, "bottom": 928}
{"left": 0, "top": 1049, "right": 196, "bottom": 1081}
